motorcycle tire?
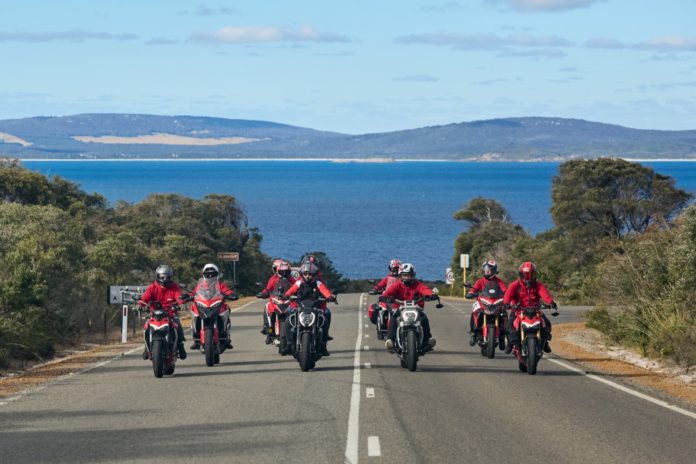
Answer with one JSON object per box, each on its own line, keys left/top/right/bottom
{"left": 406, "top": 331, "right": 418, "bottom": 372}
{"left": 204, "top": 327, "right": 215, "bottom": 367}
{"left": 214, "top": 353, "right": 220, "bottom": 364}
{"left": 526, "top": 337, "right": 538, "bottom": 375}
{"left": 299, "top": 332, "right": 312, "bottom": 372}
{"left": 486, "top": 330, "right": 496, "bottom": 359}
{"left": 152, "top": 339, "right": 164, "bottom": 378}
{"left": 400, "top": 358, "right": 408, "bottom": 369}
{"left": 164, "top": 364, "right": 175, "bottom": 376}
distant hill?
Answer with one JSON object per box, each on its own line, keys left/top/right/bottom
{"left": 1, "top": 113, "right": 695, "bottom": 160}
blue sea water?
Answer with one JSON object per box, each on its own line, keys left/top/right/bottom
{"left": 22, "top": 160, "right": 696, "bottom": 280}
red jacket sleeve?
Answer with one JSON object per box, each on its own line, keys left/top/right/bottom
{"left": 316, "top": 281, "right": 333, "bottom": 298}
{"left": 536, "top": 282, "right": 554, "bottom": 304}
{"left": 373, "top": 276, "right": 389, "bottom": 291}
{"left": 284, "top": 280, "right": 301, "bottom": 298}
{"left": 415, "top": 281, "right": 433, "bottom": 297}
{"left": 140, "top": 282, "right": 158, "bottom": 305}
{"left": 503, "top": 280, "right": 519, "bottom": 305}
{"left": 382, "top": 281, "right": 401, "bottom": 299}
{"left": 218, "top": 281, "right": 234, "bottom": 296}
{"left": 497, "top": 277, "right": 508, "bottom": 293}
{"left": 471, "top": 278, "right": 486, "bottom": 293}
{"left": 262, "top": 275, "right": 278, "bottom": 294}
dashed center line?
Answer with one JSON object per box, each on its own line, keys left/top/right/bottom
{"left": 366, "top": 387, "right": 375, "bottom": 398}
{"left": 368, "top": 436, "right": 381, "bottom": 457}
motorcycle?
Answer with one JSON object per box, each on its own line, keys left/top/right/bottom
{"left": 186, "top": 282, "right": 237, "bottom": 367}
{"left": 367, "top": 289, "right": 390, "bottom": 340}
{"left": 140, "top": 299, "right": 181, "bottom": 378}
{"left": 470, "top": 286, "right": 506, "bottom": 359}
{"left": 380, "top": 294, "right": 443, "bottom": 372}
{"left": 286, "top": 295, "right": 336, "bottom": 372}
{"left": 511, "top": 303, "right": 558, "bottom": 375}
{"left": 258, "top": 279, "right": 294, "bottom": 347}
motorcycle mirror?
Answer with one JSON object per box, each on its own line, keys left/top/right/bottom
{"left": 436, "top": 303, "right": 444, "bottom": 309}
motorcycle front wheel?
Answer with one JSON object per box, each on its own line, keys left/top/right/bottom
{"left": 406, "top": 331, "right": 418, "bottom": 372}
{"left": 526, "top": 337, "right": 538, "bottom": 375}
{"left": 486, "top": 328, "right": 496, "bottom": 359}
{"left": 299, "top": 332, "right": 312, "bottom": 372}
{"left": 152, "top": 339, "right": 164, "bottom": 378}
{"left": 204, "top": 326, "right": 215, "bottom": 367}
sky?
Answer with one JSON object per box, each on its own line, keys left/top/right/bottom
{"left": 1, "top": 0, "right": 695, "bottom": 134}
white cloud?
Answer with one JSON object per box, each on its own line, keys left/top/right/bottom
{"left": 393, "top": 75, "right": 440, "bottom": 82}
{"left": 587, "top": 35, "right": 696, "bottom": 52}
{"left": 196, "top": 4, "right": 238, "bottom": 16}
{"left": 421, "top": 2, "right": 463, "bottom": 12}
{"left": 146, "top": 37, "right": 178, "bottom": 45}
{"left": 0, "top": 29, "right": 138, "bottom": 42}
{"left": 190, "top": 26, "right": 351, "bottom": 44}
{"left": 395, "top": 32, "right": 573, "bottom": 49}
{"left": 488, "top": 0, "right": 606, "bottom": 13}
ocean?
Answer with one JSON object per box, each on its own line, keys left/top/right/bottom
{"left": 22, "top": 160, "right": 696, "bottom": 280}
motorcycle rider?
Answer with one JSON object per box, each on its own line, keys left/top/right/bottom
{"left": 282, "top": 261, "right": 336, "bottom": 356}
{"left": 382, "top": 263, "right": 437, "bottom": 352}
{"left": 367, "top": 258, "right": 401, "bottom": 328}
{"left": 503, "top": 261, "right": 558, "bottom": 354}
{"left": 190, "top": 263, "right": 237, "bottom": 350}
{"left": 256, "top": 260, "right": 296, "bottom": 344}
{"left": 138, "top": 264, "right": 187, "bottom": 360}
{"left": 465, "top": 259, "right": 507, "bottom": 347}
{"left": 300, "top": 254, "right": 333, "bottom": 342}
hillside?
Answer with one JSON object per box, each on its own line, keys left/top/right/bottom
{"left": 1, "top": 113, "right": 695, "bottom": 160}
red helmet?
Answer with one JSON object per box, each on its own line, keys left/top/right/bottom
{"left": 482, "top": 259, "right": 498, "bottom": 279}
{"left": 388, "top": 258, "right": 401, "bottom": 275}
{"left": 518, "top": 261, "right": 536, "bottom": 282}
{"left": 277, "top": 261, "right": 291, "bottom": 278}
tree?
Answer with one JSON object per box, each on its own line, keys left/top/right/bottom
{"left": 551, "top": 158, "right": 691, "bottom": 239}
{"left": 453, "top": 197, "right": 511, "bottom": 228}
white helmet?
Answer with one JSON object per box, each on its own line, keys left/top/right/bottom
{"left": 202, "top": 263, "right": 219, "bottom": 278}
{"left": 399, "top": 263, "right": 416, "bottom": 285}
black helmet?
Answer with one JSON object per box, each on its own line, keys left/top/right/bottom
{"left": 155, "top": 264, "right": 173, "bottom": 285}
{"left": 299, "top": 262, "right": 318, "bottom": 283}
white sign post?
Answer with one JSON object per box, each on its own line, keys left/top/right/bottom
{"left": 217, "top": 251, "right": 240, "bottom": 284}
{"left": 460, "top": 254, "right": 470, "bottom": 295}
{"left": 445, "top": 267, "right": 455, "bottom": 285}
{"left": 121, "top": 304, "right": 129, "bottom": 343}
{"left": 109, "top": 286, "right": 144, "bottom": 343}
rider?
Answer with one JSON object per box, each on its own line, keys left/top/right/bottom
{"left": 503, "top": 261, "right": 558, "bottom": 354}
{"left": 283, "top": 261, "right": 336, "bottom": 356}
{"left": 256, "top": 260, "right": 296, "bottom": 344}
{"left": 138, "top": 264, "right": 187, "bottom": 360}
{"left": 465, "top": 259, "right": 507, "bottom": 347}
{"left": 367, "top": 258, "right": 401, "bottom": 327}
{"left": 300, "top": 254, "right": 333, "bottom": 342}
{"left": 381, "top": 263, "right": 437, "bottom": 352}
{"left": 190, "top": 263, "right": 237, "bottom": 350}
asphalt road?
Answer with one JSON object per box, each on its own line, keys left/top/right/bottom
{"left": 1, "top": 294, "right": 694, "bottom": 464}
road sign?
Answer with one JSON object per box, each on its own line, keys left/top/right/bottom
{"left": 460, "top": 254, "right": 470, "bottom": 269}
{"left": 217, "top": 251, "right": 240, "bottom": 262}
{"left": 445, "top": 267, "right": 455, "bottom": 285}
{"left": 108, "top": 285, "right": 145, "bottom": 305}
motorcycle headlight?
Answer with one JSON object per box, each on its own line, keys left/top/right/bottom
{"left": 299, "top": 312, "right": 316, "bottom": 327}
{"left": 401, "top": 310, "right": 418, "bottom": 324}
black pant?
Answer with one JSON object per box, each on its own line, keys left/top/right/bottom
{"left": 388, "top": 310, "right": 431, "bottom": 343}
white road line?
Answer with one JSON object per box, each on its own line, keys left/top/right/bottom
{"left": 345, "top": 293, "right": 364, "bottom": 464}
{"left": 364, "top": 324, "right": 369, "bottom": 328}
{"left": 367, "top": 436, "right": 381, "bottom": 457}
{"left": 364, "top": 363, "right": 372, "bottom": 369}
{"left": 366, "top": 388, "right": 375, "bottom": 398}
{"left": 229, "top": 299, "right": 258, "bottom": 313}
{"left": 549, "top": 358, "right": 696, "bottom": 420}
{"left": 363, "top": 346, "right": 370, "bottom": 351}
{"left": 364, "top": 334, "right": 370, "bottom": 338}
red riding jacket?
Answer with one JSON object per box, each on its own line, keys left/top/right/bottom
{"left": 503, "top": 279, "right": 553, "bottom": 308}
{"left": 371, "top": 274, "right": 400, "bottom": 293}
{"left": 382, "top": 280, "right": 433, "bottom": 309}
{"left": 139, "top": 281, "right": 183, "bottom": 316}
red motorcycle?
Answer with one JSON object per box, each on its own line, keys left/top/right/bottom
{"left": 187, "top": 282, "right": 237, "bottom": 367}
{"left": 511, "top": 304, "right": 557, "bottom": 375}
{"left": 471, "top": 287, "right": 506, "bottom": 359}
{"left": 367, "top": 290, "right": 390, "bottom": 340}
{"left": 141, "top": 300, "right": 181, "bottom": 378}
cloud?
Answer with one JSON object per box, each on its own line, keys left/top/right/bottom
{"left": 487, "top": 0, "right": 606, "bottom": 13}
{"left": 472, "top": 77, "right": 522, "bottom": 85}
{"left": 393, "top": 75, "right": 439, "bottom": 82}
{"left": 146, "top": 37, "right": 178, "bottom": 45}
{"left": 395, "top": 32, "right": 573, "bottom": 51}
{"left": 196, "top": 4, "right": 238, "bottom": 16}
{"left": 190, "top": 26, "right": 351, "bottom": 44}
{"left": 0, "top": 29, "right": 138, "bottom": 42}
{"left": 587, "top": 35, "right": 696, "bottom": 52}
{"left": 497, "top": 48, "right": 567, "bottom": 58}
